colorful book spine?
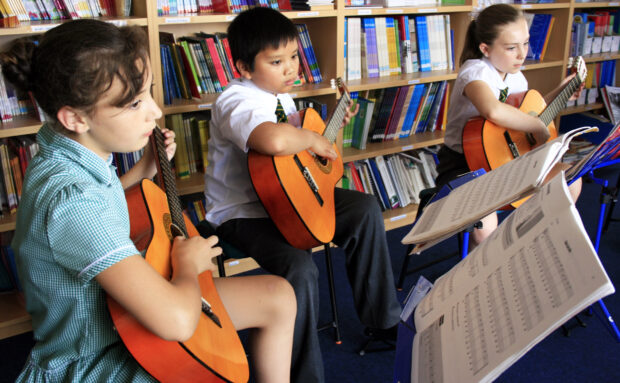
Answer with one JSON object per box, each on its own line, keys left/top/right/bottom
{"left": 414, "top": 16, "right": 431, "bottom": 72}
{"left": 363, "top": 17, "right": 379, "bottom": 78}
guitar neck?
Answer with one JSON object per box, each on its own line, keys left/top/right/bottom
{"left": 151, "top": 127, "right": 187, "bottom": 236}
{"left": 539, "top": 76, "right": 581, "bottom": 126}
{"left": 323, "top": 89, "right": 351, "bottom": 144}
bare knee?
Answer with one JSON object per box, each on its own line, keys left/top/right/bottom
{"left": 263, "top": 275, "right": 296, "bottom": 322}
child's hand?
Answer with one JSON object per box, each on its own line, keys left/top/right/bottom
{"left": 561, "top": 72, "right": 584, "bottom": 101}
{"left": 340, "top": 100, "right": 360, "bottom": 128}
{"left": 160, "top": 128, "right": 177, "bottom": 161}
{"left": 171, "top": 235, "right": 221, "bottom": 276}
{"left": 310, "top": 133, "right": 338, "bottom": 161}
{"left": 532, "top": 121, "right": 551, "bottom": 146}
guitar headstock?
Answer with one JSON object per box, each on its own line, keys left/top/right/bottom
{"left": 568, "top": 56, "right": 587, "bottom": 84}
{"left": 335, "top": 77, "right": 349, "bottom": 99}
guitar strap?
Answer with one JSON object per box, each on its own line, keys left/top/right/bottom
{"left": 499, "top": 87, "right": 509, "bottom": 103}
{"left": 275, "top": 98, "right": 288, "bottom": 123}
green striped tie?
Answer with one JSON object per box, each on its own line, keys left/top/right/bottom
{"left": 499, "top": 87, "right": 509, "bottom": 103}
{"left": 275, "top": 98, "right": 288, "bottom": 123}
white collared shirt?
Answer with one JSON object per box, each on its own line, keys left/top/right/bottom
{"left": 204, "top": 78, "right": 297, "bottom": 227}
{"left": 444, "top": 57, "right": 528, "bottom": 153}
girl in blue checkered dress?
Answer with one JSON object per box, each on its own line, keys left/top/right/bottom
{"left": 1, "top": 19, "right": 295, "bottom": 383}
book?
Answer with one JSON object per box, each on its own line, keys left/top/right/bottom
{"left": 369, "top": 86, "right": 398, "bottom": 142}
{"left": 414, "top": 16, "right": 431, "bottom": 72}
{"left": 601, "top": 85, "right": 620, "bottom": 125}
{"left": 362, "top": 17, "right": 379, "bottom": 78}
{"left": 351, "top": 97, "right": 375, "bottom": 150}
{"left": 375, "top": 155, "right": 400, "bottom": 209}
{"left": 365, "top": 157, "right": 391, "bottom": 210}
{"left": 402, "top": 126, "right": 596, "bottom": 252}
{"left": 402, "top": 172, "right": 614, "bottom": 383}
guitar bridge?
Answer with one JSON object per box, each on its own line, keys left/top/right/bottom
{"left": 504, "top": 131, "right": 520, "bottom": 159}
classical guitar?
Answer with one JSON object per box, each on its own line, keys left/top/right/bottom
{"left": 106, "top": 127, "right": 249, "bottom": 382}
{"left": 248, "top": 78, "right": 351, "bottom": 250}
{"left": 463, "top": 56, "right": 587, "bottom": 174}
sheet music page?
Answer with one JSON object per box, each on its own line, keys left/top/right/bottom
{"left": 402, "top": 127, "right": 594, "bottom": 247}
{"left": 410, "top": 174, "right": 614, "bottom": 383}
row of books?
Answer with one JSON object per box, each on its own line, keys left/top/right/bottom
{"left": 0, "top": 0, "right": 130, "bottom": 25}
{"left": 571, "top": 10, "right": 620, "bottom": 57}
{"left": 166, "top": 112, "right": 210, "bottom": 179}
{"left": 160, "top": 23, "right": 321, "bottom": 104}
{"left": 343, "top": 80, "right": 448, "bottom": 149}
{"left": 111, "top": 149, "right": 144, "bottom": 178}
{"left": 157, "top": 0, "right": 214, "bottom": 15}
{"left": 0, "top": 136, "right": 39, "bottom": 218}
{"left": 524, "top": 12, "right": 555, "bottom": 61}
{"left": 342, "top": 150, "right": 438, "bottom": 211}
{"left": 213, "top": 0, "right": 289, "bottom": 14}
{"left": 183, "top": 196, "right": 207, "bottom": 227}
{"left": 345, "top": 15, "right": 454, "bottom": 81}
{"left": 566, "top": 60, "right": 616, "bottom": 108}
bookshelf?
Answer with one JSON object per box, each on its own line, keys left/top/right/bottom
{"left": 0, "top": 0, "right": 618, "bottom": 340}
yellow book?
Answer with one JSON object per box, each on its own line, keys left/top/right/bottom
{"left": 166, "top": 114, "right": 190, "bottom": 179}
{"left": 198, "top": 118, "right": 209, "bottom": 172}
{"left": 385, "top": 17, "right": 400, "bottom": 76}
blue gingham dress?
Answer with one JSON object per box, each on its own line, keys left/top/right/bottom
{"left": 11, "top": 124, "right": 156, "bottom": 382}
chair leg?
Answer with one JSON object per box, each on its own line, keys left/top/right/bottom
{"left": 319, "top": 244, "right": 342, "bottom": 344}
{"left": 216, "top": 254, "right": 226, "bottom": 277}
{"left": 396, "top": 244, "right": 414, "bottom": 291}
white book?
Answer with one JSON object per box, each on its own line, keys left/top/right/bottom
{"left": 392, "top": 155, "right": 418, "bottom": 203}
{"left": 375, "top": 17, "right": 391, "bottom": 77}
{"left": 443, "top": 14, "right": 453, "bottom": 71}
{"left": 398, "top": 156, "right": 421, "bottom": 204}
{"left": 347, "top": 17, "right": 361, "bottom": 81}
{"left": 416, "top": 152, "right": 436, "bottom": 189}
{"left": 419, "top": 151, "right": 438, "bottom": 181}
{"left": 406, "top": 174, "right": 614, "bottom": 383}
{"left": 387, "top": 156, "right": 411, "bottom": 207}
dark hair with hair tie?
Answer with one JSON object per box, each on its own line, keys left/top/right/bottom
{"left": 0, "top": 19, "right": 149, "bottom": 126}
{"left": 459, "top": 4, "right": 524, "bottom": 65}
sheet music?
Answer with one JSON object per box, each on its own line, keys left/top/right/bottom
{"left": 411, "top": 175, "right": 614, "bottom": 383}
{"left": 402, "top": 127, "right": 595, "bottom": 248}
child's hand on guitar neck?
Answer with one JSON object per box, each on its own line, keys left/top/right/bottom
{"left": 171, "top": 235, "right": 222, "bottom": 277}
{"left": 340, "top": 100, "right": 359, "bottom": 129}
{"left": 560, "top": 72, "right": 585, "bottom": 101}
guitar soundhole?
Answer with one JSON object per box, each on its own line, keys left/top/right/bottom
{"left": 163, "top": 213, "right": 173, "bottom": 240}
{"left": 315, "top": 156, "right": 332, "bottom": 174}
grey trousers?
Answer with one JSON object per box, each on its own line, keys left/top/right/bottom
{"left": 217, "top": 188, "right": 401, "bottom": 383}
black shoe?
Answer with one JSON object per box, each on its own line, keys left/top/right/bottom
{"left": 364, "top": 324, "right": 398, "bottom": 342}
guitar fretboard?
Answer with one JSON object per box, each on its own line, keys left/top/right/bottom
{"left": 324, "top": 82, "right": 352, "bottom": 144}
{"left": 539, "top": 74, "right": 582, "bottom": 126}
{"left": 152, "top": 127, "right": 187, "bottom": 236}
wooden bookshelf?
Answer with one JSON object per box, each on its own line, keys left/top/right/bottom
{"left": 0, "top": 292, "right": 31, "bottom": 340}
{"left": 0, "top": 0, "right": 618, "bottom": 339}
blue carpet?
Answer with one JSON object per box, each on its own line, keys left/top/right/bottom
{"left": 1, "top": 165, "right": 620, "bottom": 383}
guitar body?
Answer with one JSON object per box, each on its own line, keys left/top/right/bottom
{"left": 248, "top": 107, "right": 344, "bottom": 249}
{"left": 463, "top": 89, "right": 558, "bottom": 173}
{"left": 107, "top": 179, "right": 249, "bottom": 383}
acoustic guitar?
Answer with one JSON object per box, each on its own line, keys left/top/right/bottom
{"left": 463, "top": 56, "right": 587, "bottom": 174}
{"left": 106, "top": 127, "right": 249, "bottom": 382}
{"left": 248, "top": 78, "right": 351, "bottom": 250}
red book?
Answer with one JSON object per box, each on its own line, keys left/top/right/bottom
{"left": 347, "top": 162, "right": 364, "bottom": 192}
{"left": 220, "top": 36, "right": 241, "bottom": 79}
{"left": 177, "top": 43, "right": 201, "bottom": 98}
{"left": 204, "top": 37, "right": 229, "bottom": 88}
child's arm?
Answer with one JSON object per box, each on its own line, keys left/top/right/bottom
{"left": 464, "top": 80, "right": 550, "bottom": 144}
{"left": 247, "top": 100, "right": 358, "bottom": 160}
{"left": 120, "top": 128, "right": 177, "bottom": 189}
{"left": 96, "top": 234, "right": 220, "bottom": 342}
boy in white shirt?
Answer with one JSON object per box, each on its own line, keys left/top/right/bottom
{"left": 204, "top": 7, "right": 401, "bottom": 383}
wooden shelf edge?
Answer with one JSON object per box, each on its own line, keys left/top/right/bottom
{"left": 0, "top": 291, "right": 32, "bottom": 340}
{"left": 558, "top": 102, "right": 604, "bottom": 117}
{"left": 342, "top": 130, "right": 444, "bottom": 162}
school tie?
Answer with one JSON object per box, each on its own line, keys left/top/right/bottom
{"left": 499, "top": 87, "right": 509, "bottom": 103}
{"left": 275, "top": 98, "right": 288, "bottom": 123}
